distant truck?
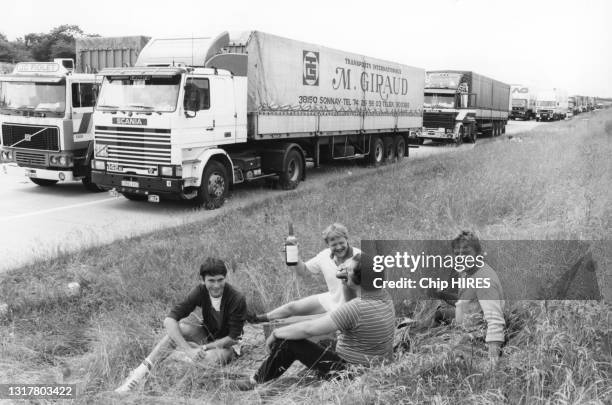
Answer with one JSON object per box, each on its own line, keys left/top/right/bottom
{"left": 90, "top": 31, "right": 424, "bottom": 208}
{"left": 567, "top": 96, "right": 576, "bottom": 118}
{"left": 535, "top": 89, "right": 568, "bottom": 121}
{"left": 419, "top": 71, "right": 510, "bottom": 144}
{"left": 509, "top": 85, "right": 536, "bottom": 120}
{"left": 0, "top": 36, "right": 148, "bottom": 190}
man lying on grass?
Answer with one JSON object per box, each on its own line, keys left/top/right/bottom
{"left": 250, "top": 223, "right": 360, "bottom": 322}
{"left": 115, "top": 257, "right": 247, "bottom": 393}
{"left": 234, "top": 252, "right": 395, "bottom": 390}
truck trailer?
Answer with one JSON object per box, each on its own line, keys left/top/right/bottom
{"left": 90, "top": 31, "right": 424, "bottom": 208}
{"left": 0, "top": 37, "right": 148, "bottom": 190}
{"left": 510, "top": 84, "right": 536, "bottom": 120}
{"left": 535, "top": 89, "right": 568, "bottom": 121}
{"left": 419, "top": 71, "right": 510, "bottom": 144}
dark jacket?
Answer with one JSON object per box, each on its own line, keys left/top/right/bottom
{"left": 167, "top": 283, "right": 247, "bottom": 340}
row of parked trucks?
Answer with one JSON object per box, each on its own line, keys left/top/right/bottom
{"left": 0, "top": 32, "right": 596, "bottom": 208}
{"left": 509, "top": 85, "right": 598, "bottom": 122}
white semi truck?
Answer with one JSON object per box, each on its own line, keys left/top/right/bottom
{"left": 535, "top": 89, "right": 568, "bottom": 121}
{"left": 0, "top": 59, "right": 103, "bottom": 189}
{"left": 0, "top": 37, "right": 148, "bottom": 190}
{"left": 90, "top": 31, "right": 424, "bottom": 208}
{"left": 509, "top": 85, "right": 536, "bottom": 120}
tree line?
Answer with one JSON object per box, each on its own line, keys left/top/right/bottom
{"left": 0, "top": 25, "right": 97, "bottom": 64}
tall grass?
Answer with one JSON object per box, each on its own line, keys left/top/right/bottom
{"left": 0, "top": 110, "right": 611, "bottom": 403}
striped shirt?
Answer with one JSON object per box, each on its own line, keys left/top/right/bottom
{"left": 329, "top": 290, "right": 395, "bottom": 365}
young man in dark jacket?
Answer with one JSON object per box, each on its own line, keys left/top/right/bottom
{"left": 115, "top": 257, "right": 247, "bottom": 393}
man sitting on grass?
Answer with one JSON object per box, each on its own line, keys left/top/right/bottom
{"left": 234, "top": 253, "right": 395, "bottom": 390}
{"left": 115, "top": 257, "right": 247, "bottom": 393}
{"left": 451, "top": 230, "right": 506, "bottom": 366}
{"left": 250, "top": 223, "right": 360, "bottom": 323}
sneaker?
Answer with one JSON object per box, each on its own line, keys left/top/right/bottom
{"left": 114, "top": 362, "right": 150, "bottom": 393}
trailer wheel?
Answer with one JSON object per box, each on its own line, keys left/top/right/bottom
{"left": 395, "top": 136, "right": 407, "bottom": 162}
{"left": 368, "top": 136, "right": 384, "bottom": 166}
{"left": 383, "top": 136, "right": 395, "bottom": 163}
{"left": 279, "top": 149, "right": 303, "bottom": 190}
{"left": 30, "top": 178, "right": 58, "bottom": 187}
{"left": 195, "top": 160, "right": 228, "bottom": 209}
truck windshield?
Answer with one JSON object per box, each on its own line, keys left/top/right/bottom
{"left": 0, "top": 81, "right": 66, "bottom": 113}
{"left": 424, "top": 93, "right": 455, "bottom": 108}
{"left": 512, "top": 99, "right": 527, "bottom": 107}
{"left": 97, "top": 75, "right": 181, "bottom": 112}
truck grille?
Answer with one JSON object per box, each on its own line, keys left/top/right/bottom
{"left": 15, "top": 151, "right": 47, "bottom": 167}
{"left": 1, "top": 124, "right": 60, "bottom": 151}
{"left": 94, "top": 125, "right": 171, "bottom": 171}
{"left": 423, "top": 112, "right": 456, "bottom": 129}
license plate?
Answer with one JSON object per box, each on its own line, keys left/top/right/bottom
{"left": 25, "top": 169, "right": 37, "bottom": 178}
{"left": 121, "top": 180, "right": 139, "bottom": 188}
{"left": 147, "top": 195, "right": 160, "bottom": 203}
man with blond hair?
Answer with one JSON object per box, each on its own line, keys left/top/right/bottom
{"left": 250, "top": 223, "right": 360, "bottom": 322}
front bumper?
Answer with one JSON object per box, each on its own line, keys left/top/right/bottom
{"left": 1, "top": 163, "right": 75, "bottom": 181}
{"left": 419, "top": 128, "right": 454, "bottom": 139}
{"left": 91, "top": 171, "right": 183, "bottom": 196}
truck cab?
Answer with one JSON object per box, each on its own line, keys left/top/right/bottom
{"left": 91, "top": 35, "right": 249, "bottom": 207}
{"left": 0, "top": 59, "right": 102, "bottom": 190}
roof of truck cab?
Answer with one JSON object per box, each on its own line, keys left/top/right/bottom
{"left": 97, "top": 66, "right": 186, "bottom": 76}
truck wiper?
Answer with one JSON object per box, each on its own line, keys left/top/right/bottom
{"left": 97, "top": 104, "right": 119, "bottom": 109}
{"left": 127, "top": 104, "right": 154, "bottom": 110}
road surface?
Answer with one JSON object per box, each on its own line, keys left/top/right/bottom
{"left": 0, "top": 120, "right": 543, "bottom": 273}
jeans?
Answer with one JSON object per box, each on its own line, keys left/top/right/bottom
{"left": 254, "top": 339, "right": 347, "bottom": 383}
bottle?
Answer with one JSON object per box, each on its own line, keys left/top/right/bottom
{"left": 285, "top": 222, "right": 298, "bottom": 266}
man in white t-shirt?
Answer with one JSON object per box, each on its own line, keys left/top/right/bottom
{"left": 250, "top": 223, "right": 361, "bottom": 322}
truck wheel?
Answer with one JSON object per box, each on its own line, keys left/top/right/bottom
{"left": 395, "top": 136, "right": 407, "bottom": 162}
{"left": 123, "top": 193, "right": 147, "bottom": 201}
{"left": 383, "top": 136, "right": 395, "bottom": 163}
{"left": 368, "top": 136, "right": 384, "bottom": 166}
{"left": 82, "top": 169, "right": 105, "bottom": 192}
{"left": 195, "top": 160, "right": 228, "bottom": 209}
{"left": 455, "top": 127, "right": 464, "bottom": 146}
{"left": 30, "top": 178, "right": 58, "bottom": 187}
{"left": 279, "top": 149, "right": 303, "bottom": 190}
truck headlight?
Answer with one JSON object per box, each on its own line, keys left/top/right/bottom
{"left": 160, "top": 166, "right": 174, "bottom": 177}
{"left": 1, "top": 150, "right": 13, "bottom": 161}
{"left": 93, "top": 160, "right": 106, "bottom": 170}
{"left": 59, "top": 156, "right": 68, "bottom": 166}
{"left": 50, "top": 156, "right": 58, "bottom": 165}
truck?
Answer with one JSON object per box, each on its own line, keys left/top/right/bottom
{"left": 535, "top": 89, "right": 568, "bottom": 121}
{"left": 567, "top": 96, "right": 576, "bottom": 118}
{"left": 509, "top": 84, "right": 536, "bottom": 120}
{"left": 419, "top": 71, "right": 510, "bottom": 144}
{"left": 90, "top": 31, "right": 424, "bottom": 208}
{"left": 0, "top": 37, "right": 149, "bottom": 190}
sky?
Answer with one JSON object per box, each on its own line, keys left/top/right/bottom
{"left": 2, "top": 0, "right": 611, "bottom": 96}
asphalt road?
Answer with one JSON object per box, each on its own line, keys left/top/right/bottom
{"left": 0, "top": 119, "right": 543, "bottom": 273}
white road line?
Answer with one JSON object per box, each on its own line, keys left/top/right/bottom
{"left": 0, "top": 197, "right": 118, "bottom": 222}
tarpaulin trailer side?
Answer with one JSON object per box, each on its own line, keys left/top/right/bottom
{"left": 75, "top": 36, "right": 150, "bottom": 73}
{"left": 234, "top": 31, "right": 424, "bottom": 139}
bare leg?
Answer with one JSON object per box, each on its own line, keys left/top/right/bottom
{"left": 265, "top": 294, "right": 326, "bottom": 321}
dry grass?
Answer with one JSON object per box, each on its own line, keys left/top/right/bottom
{"left": 0, "top": 110, "right": 611, "bottom": 404}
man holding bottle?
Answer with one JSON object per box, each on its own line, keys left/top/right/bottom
{"left": 251, "top": 223, "right": 360, "bottom": 322}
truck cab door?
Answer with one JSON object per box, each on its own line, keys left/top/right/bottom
{"left": 181, "top": 76, "right": 235, "bottom": 147}
{"left": 70, "top": 81, "right": 97, "bottom": 145}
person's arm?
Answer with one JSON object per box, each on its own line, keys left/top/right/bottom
{"left": 267, "top": 314, "right": 338, "bottom": 351}
{"left": 291, "top": 259, "right": 313, "bottom": 278}
{"left": 202, "top": 336, "right": 236, "bottom": 350}
{"left": 165, "top": 286, "right": 200, "bottom": 352}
